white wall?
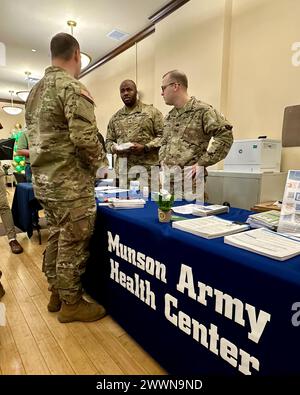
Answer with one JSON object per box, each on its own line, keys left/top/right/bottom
{"left": 82, "top": 0, "right": 300, "bottom": 171}
{"left": 227, "top": 0, "right": 300, "bottom": 170}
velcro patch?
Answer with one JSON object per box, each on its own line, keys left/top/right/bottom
{"left": 80, "top": 89, "right": 94, "bottom": 105}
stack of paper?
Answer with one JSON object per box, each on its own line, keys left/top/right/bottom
{"left": 246, "top": 210, "right": 280, "bottom": 230}
{"left": 114, "top": 142, "right": 134, "bottom": 152}
{"left": 192, "top": 204, "right": 229, "bottom": 216}
{"left": 95, "top": 186, "right": 118, "bottom": 192}
{"left": 172, "top": 204, "right": 229, "bottom": 216}
{"left": 172, "top": 216, "right": 249, "bottom": 239}
{"left": 172, "top": 204, "right": 195, "bottom": 215}
{"left": 95, "top": 186, "right": 129, "bottom": 193}
{"left": 108, "top": 198, "right": 145, "bottom": 209}
{"left": 224, "top": 228, "right": 300, "bottom": 261}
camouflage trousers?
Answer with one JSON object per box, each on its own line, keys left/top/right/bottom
{"left": 0, "top": 175, "right": 16, "bottom": 240}
{"left": 40, "top": 196, "right": 96, "bottom": 304}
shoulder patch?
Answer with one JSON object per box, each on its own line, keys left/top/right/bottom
{"left": 80, "top": 89, "right": 95, "bottom": 104}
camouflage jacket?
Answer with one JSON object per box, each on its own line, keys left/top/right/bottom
{"left": 159, "top": 97, "right": 233, "bottom": 168}
{"left": 25, "top": 66, "right": 107, "bottom": 202}
{"left": 106, "top": 100, "right": 163, "bottom": 174}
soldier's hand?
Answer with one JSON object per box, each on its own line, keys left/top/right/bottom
{"left": 130, "top": 143, "right": 144, "bottom": 155}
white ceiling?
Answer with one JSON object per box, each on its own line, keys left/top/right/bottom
{"left": 0, "top": 0, "right": 170, "bottom": 101}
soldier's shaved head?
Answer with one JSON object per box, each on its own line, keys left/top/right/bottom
{"left": 120, "top": 80, "right": 136, "bottom": 90}
{"left": 120, "top": 80, "right": 137, "bottom": 108}
{"left": 50, "top": 33, "right": 80, "bottom": 61}
{"left": 163, "top": 70, "right": 188, "bottom": 89}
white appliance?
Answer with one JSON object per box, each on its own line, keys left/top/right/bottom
{"left": 206, "top": 171, "right": 287, "bottom": 210}
{"left": 224, "top": 139, "right": 282, "bottom": 172}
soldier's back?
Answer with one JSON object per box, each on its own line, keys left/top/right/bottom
{"left": 25, "top": 66, "right": 95, "bottom": 201}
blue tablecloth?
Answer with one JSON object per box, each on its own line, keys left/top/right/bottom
{"left": 11, "top": 183, "right": 42, "bottom": 238}
{"left": 83, "top": 200, "right": 300, "bottom": 375}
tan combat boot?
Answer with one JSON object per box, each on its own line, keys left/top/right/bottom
{"left": 47, "top": 290, "right": 62, "bottom": 312}
{"left": 58, "top": 298, "right": 106, "bottom": 323}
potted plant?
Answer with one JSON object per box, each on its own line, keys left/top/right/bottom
{"left": 154, "top": 190, "right": 174, "bottom": 223}
{"left": 2, "top": 163, "right": 11, "bottom": 175}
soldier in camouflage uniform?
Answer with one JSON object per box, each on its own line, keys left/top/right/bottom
{"left": 25, "top": 33, "right": 108, "bottom": 323}
{"left": 159, "top": 70, "right": 233, "bottom": 200}
{"left": 106, "top": 80, "right": 163, "bottom": 188}
{"left": 0, "top": 164, "right": 23, "bottom": 254}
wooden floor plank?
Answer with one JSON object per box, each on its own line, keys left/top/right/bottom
{"left": 37, "top": 336, "right": 75, "bottom": 375}
{"left": 66, "top": 321, "right": 125, "bottom": 374}
{"left": 0, "top": 186, "right": 165, "bottom": 375}
{"left": 2, "top": 278, "right": 50, "bottom": 374}
{"left": 88, "top": 320, "right": 149, "bottom": 375}
{"left": 118, "top": 332, "right": 166, "bottom": 375}
{"left": 0, "top": 323, "right": 26, "bottom": 375}
{"left": 32, "top": 294, "right": 98, "bottom": 375}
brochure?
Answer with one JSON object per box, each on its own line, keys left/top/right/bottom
{"left": 172, "top": 204, "right": 229, "bottom": 216}
{"left": 224, "top": 228, "right": 300, "bottom": 261}
{"left": 172, "top": 216, "right": 249, "bottom": 239}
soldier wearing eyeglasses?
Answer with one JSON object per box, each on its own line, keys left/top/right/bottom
{"left": 159, "top": 70, "right": 233, "bottom": 199}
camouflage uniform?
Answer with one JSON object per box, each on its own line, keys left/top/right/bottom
{"left": 106, "top": 100, "right": 163, "bottom": 185}
{"left": 159, "top": 97, "right": 233, "bottom": 199}
{"left": 25, "top": 66, "right": 107, "bottom": 304}
{"left": 0, "top": 164, "right": 17, "bottom": 241}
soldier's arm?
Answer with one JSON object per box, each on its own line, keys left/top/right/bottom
{"left": 144, "top": 109, "right": 164, "bottom": 152}
{"left": 106, "top": 119, "right": 117, "bottom": 154}
{"left": 197, "top": 108, "right": 233, "bottom": 167}
{"left": 158, "top": 120, "right": 169, "bottom": 164}
{"left": 64, "top": 84, "right": 108, "bottom": 174}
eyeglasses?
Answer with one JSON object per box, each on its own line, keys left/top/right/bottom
{"left": 161, "top": 82, "right": 178, "bottom": 92}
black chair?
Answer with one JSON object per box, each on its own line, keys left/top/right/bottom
{"left": 29, "top": 198, "right": 43, "bottom": 244}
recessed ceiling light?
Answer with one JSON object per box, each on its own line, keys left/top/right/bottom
{"left": 107, "top": 29, "right": 129, "bottom": 41}
{"left": 31, "top": 49, "right": 36, "bottom": 52}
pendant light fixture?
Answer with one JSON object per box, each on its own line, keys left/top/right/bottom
{"left": 2, "top": 91, "right": 23, "bottom": 115}
{"left": 67, "top": 20, "right": 91, "bottom": 70}
{"left": 16, "top": 71, "right": 31, "bottom": 102}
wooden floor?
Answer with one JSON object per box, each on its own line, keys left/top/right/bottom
{"left": 0, "top": 187, "right": 166, "bottom": 375}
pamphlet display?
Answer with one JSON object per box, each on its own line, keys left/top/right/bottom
{"left": 246, "top": 210, "right": 280, "bottom": 230}
{"left": 277, "top": 170, "right": 300, "bottom": 235}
